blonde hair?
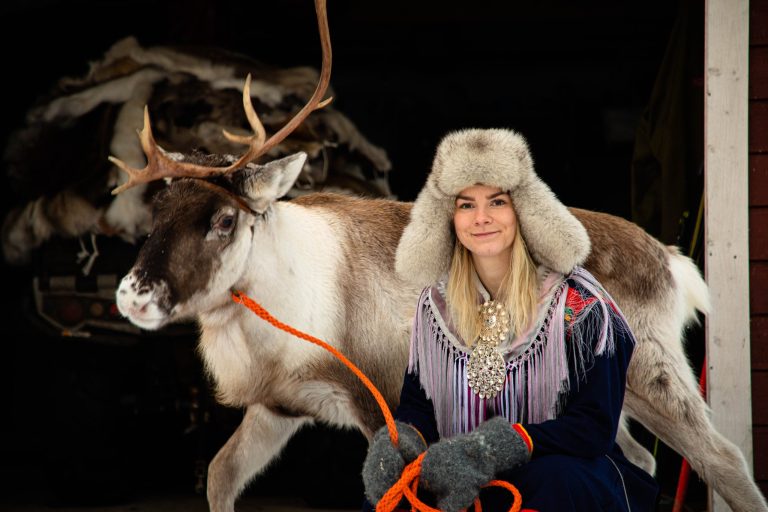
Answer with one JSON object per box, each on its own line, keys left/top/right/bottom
{"left": 446, "top": 227, "right": 538, "bottom": 345}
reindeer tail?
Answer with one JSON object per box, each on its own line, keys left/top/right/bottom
{"left": 668, "top": 248, "right": 711, "bottom": 324}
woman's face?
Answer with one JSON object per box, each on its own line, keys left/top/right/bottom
{"left": 453, "top": 185, "right": 517, "bottom": 262}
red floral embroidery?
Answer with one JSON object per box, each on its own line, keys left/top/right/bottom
{"left": 565, "top": 286, "right": 620, "bottom": 323}
{"left": 565, "top": 287, "right": 597, "bottom": 322}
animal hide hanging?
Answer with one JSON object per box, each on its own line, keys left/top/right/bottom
{"left": 2, "top": 36, "right": 394, "bottom": 268}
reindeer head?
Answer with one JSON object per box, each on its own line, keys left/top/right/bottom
{"left": 114, "top": 0, "right": 330, "bottom": 330}
{"left": 115, "top": 152, "right": 306, "bottom": 329}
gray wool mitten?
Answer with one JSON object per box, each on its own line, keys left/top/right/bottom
{"left": 420, "top": 417, "right": 531, "bottom": 512}
{"left": 362, "top": 421, "right": 427, "bottom": 504}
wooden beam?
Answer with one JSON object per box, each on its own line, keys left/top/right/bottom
{"left": 705, "top": 0, "right": 752, "bottom": 510}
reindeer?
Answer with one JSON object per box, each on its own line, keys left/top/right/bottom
{"left": 113, "top": 1, "right": 767, "bottom": 510}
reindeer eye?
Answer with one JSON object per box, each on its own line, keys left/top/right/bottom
{"left": 215, "top": 215, "right": 235, "bottom": 231}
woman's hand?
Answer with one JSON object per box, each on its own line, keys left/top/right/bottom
{"left": 420, "top": 417, "right": 531, "bottom": 512}
{"left": 362, "top": 421, "right": 427, "bottom": 504}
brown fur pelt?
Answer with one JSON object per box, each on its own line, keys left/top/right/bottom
{"left": 2, "top": 36, "right": 392, "bottom": 265}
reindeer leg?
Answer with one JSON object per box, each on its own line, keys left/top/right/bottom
{"left": 624, "top": 337, "right": 768, "bottom": 512}
{"left": 207, "top": 403, "right": 311, "bottom": 512}
{"left": 615, "top": 412, "right": 657, "bottom": 475}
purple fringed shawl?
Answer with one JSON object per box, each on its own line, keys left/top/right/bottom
{"left": 407, "top": 266, "right": 625, "bottom": 438}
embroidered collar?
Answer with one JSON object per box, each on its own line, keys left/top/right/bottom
{"left": 408, "top": 266, "right": 624, "bottom": 437}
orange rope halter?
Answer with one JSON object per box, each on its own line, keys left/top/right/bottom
{"left": 231, "top": 290, "right": 524, "bottom": 512}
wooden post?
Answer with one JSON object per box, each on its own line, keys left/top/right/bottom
{"left": 704, "top": 0, "right": 752, "bottom": 510}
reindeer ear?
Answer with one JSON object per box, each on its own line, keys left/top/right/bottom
{"left": 236, "top": 152, "right": 307, "bottom": 211}
{"left": 261, "top": 152, "right": 307, "bottom": 198}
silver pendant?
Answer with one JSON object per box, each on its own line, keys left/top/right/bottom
{"left": 467, "top": 300, "right": 510, "bottom": 399}
{"left": 467, "top": 342, "right": 507, "bottom": 399}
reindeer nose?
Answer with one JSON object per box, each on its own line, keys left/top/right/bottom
{"left": 116, "top": 276, "right": 150, "bottom": 317}
{"left": 115, "top": 274, "right": 170, "bottom": 331}
{"left": 125, "top": 294, "right": 152, "bottom": 312}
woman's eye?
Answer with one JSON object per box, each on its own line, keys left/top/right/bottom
{"left": 490, "top": 199, "right": 507, "bottom": 206}
{"left": 457, "top": 203, "right": 474, "bottom": 209}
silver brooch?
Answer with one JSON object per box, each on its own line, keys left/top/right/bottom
{"left": 467, "top": 300, "right": 509, "bottom": 399}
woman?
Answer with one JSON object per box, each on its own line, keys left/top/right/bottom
{"left": 362, "top": 128, "right": 658, "bottom": 511}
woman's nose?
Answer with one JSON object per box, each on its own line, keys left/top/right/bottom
{"left": 473, "top": 207, "right": 491, "bottom": 224}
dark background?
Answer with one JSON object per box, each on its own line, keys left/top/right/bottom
{"left": 0, "top": 0, "right": 706, "bottom": 510}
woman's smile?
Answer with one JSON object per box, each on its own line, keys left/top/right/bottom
{"left": 472, "top": 230, "right": 500, "bottom": 238}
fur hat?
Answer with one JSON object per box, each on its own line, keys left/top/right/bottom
{"left": 395, "top": 128, "right": 590, "bottom": 287}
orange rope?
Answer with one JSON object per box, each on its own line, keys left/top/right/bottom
{"left": 231, "top": 290, "right": 523, "bottom": 512}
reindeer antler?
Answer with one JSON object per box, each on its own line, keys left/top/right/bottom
{"left": 110, "top": 0, "right": 332, "bottom": 195}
